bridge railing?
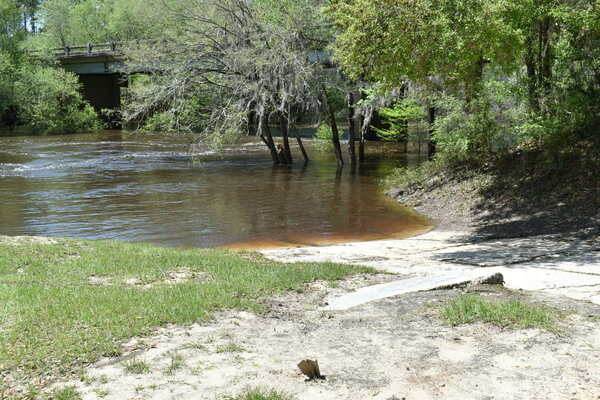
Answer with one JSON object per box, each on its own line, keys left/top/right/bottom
{"left": 29, "top": 40, "right": 163, "bottom": 58}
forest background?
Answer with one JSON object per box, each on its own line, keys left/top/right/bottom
{"left": 0, "top": 0, "right": 598, "bottom": 169}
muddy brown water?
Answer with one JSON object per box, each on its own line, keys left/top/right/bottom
{"left": 0, "top": 131, "right": 431, "bottom": 248}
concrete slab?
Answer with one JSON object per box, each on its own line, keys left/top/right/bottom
{"left": 262, "top": 230, "right": 600, "bottom": 308}
{"left": 323, "top": 271, "right": 503, "bottom": 311}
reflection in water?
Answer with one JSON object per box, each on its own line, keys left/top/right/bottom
{"left": 0, "top": 131, "right": 431, "bottom": 248}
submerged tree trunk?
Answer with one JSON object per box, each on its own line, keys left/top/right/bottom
{"left": 321, "top": 87, "right": 344, "bottom": 166}
{"left": 329, "top": 113, "right": 344, "bottom": 167}
{"left": 260, "top": 114, "right": 280, "bottom": 164}
{"left": 359, "top": 107, "right": 373, "bottom": 163}
{"left": 322, "top": 90, "right": 344, "bottom": 167}
{"left": 296, "top": 136, "right": 309, "bottom": 162}
{"left": 347, "top": 92, "right": 356, "bottom": 164}
{"left": 358, "top": 88, "right": 372, "bottom": 163}
{"left": 279, "top": 112, "right": 292, "bottom": 164}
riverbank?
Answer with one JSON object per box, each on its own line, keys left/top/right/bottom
{"left": 263, "top": 149, "right": 600, "bottom": 305}
{"left": 386, "top": 148, "right": 599, "bottom": 241}
{"left": 40, "top": 210, "right": 599, "bottom": 398}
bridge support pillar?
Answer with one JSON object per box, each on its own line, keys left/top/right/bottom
{"left": 77, "top": 74, "right": 127, "bottom": 112}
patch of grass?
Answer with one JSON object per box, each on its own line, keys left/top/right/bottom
{"left": 49, "top": 386, "right": 81, "bottom": 400}
{"left": 226, "top": 387, "right": 294, "bottom": 400}
{"left": 442, "top": 294, "right": 558, "bottom": 330}
{"left": 92, "top": 388, "right": 109, "bottom": 398}
{"left": 216, "top": 343, "right": 246, "bottom": 354}
{"left": 0, "top": 239, "right": 371, "bottom": 389}
{"left": 180, "top": 342, "right": 208, "bottom": 351}
{"left": 123, "top": 359, "right": 150, "bottom": 374}
{"left": 328, "top": 281, "right": 340, "bottom": 288}
{"left": 164, "top": 352, "right": 185, "bottom": 375}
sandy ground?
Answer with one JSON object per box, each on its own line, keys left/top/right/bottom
{"left": 60, "top": 227, "right": 600, "bottom": 400}
{"left": 62, "top": 276, "right": 600, "bottom": 400}
{"left": 262, "top": 230, "right": 600, "bottom": 306}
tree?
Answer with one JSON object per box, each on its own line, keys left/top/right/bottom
{"left": 31, "top": 0, "right": 166, "bottom": 48}
{"left": 328, "top": 0, "right": 599, "bottom": 160}
{"left": 123, "top": 0, "right": 341, "bottom": 164}
{"left": 328, "top": 0, "right": 522, "bottom": 99}
{"left": 1, "top": 0, "right": 99, "bottom": 133}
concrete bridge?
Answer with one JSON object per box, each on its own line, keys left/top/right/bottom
{"left": 34, "top": 42, "right": 131, "bottom": 112}
{"left": 39, "top": 41, "right": 333, "bottom": 115}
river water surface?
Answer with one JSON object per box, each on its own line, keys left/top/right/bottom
{"left": 0, "top": 131, "right": 430, "bottom": 248}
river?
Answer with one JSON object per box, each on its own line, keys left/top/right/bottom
{"left": 0, "top": 131, "right": 430, "bottom": 248}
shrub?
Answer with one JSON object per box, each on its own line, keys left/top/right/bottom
{"left": 313, "top": 122, "right": 334, "bottom": 152}
{"left": 14, "top": 62, "right": 99, "bottom": 135}
{"left": 374, "top": 98, "right": 426, "bottom": 143}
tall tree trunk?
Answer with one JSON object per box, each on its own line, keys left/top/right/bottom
{"left": 525, "top": 33, "right": 540, "bottom": 114}
{"left": 428, "top": 106, "right": 437, "bottom": 159}
{"left": 538, "top": 16, "right": 553, "bottom": 114}
{"left": 358, "top": 89, "right": 372, "bottom": 163}
{"left": 359, "top": 107, "right": 372, "bottom": 163}
{"left": 525, "top": 16, "right": 554, "bottom": 116}
{"left": 347, "top": 92, "right": 356, "bottom": 164}
{"left": 279, "top": 112, "right": 292, "bottom": 164}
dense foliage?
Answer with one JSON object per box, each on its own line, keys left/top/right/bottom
{"left": 2, "top": 0, "right": 598, "bottom": 154}
{"left": 1, "top": 0, "right": 98, "bottom": 134}
{"left": 328, "top": 0, "right": 600, "bottom": 161}
{"left": 29, "top": 0, "right": 165, "bottom": 48}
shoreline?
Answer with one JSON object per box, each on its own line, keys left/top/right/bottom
{"left": 260, "top": 173, "right": 600, "bottom": 306}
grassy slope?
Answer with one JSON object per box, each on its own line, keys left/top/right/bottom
{"left": 0, "top": 238, "right": 371, "bottom": 387}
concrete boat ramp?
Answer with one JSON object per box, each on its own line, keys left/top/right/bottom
{"left": 261, "top": 230, "right": 600, "bottom": 310}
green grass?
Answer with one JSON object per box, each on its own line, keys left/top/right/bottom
{"left": 0, "top": 238, "right": 370, "bottom": 389}
{"left": 164, "top": 352, "right": 185, "bottom": 375}
{"left": 122, "top": 359, "right": 150, "bottom": 374}
{"left": 49, "top": 387, "right": 81, "bottom": 400}
{"left": 442, "top": 294, "right": 558, "bottom": 330}
{"left": 225, "top": 387, "right": 294, "bottom": 400}
{"left": 216, "top": 343, "right": 246, "bottom": 354}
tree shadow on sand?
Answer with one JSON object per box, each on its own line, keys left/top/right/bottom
{"left": 460, "top": 149, "right": 599, "bottom": 243}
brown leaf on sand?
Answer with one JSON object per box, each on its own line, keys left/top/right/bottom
{"left": 297, "top": 359, "right": 326, "bottom": 381}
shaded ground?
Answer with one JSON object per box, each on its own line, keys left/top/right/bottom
{"left": 387, "top": 148, "right": 600, "bottom": 242}
{"left": 60, "top": 278, "right": 600, "bottom": 400}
